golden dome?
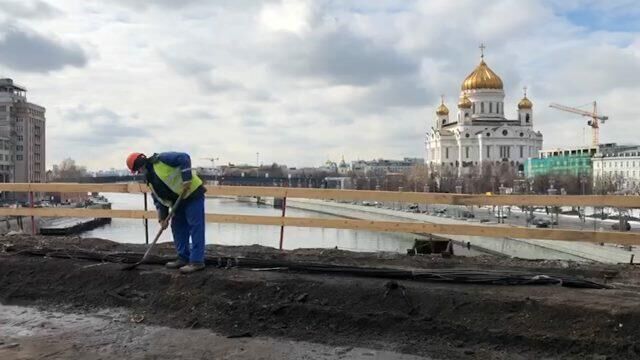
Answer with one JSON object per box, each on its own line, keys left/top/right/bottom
{"left": 461, "top": 59, "right": 503, "bottom": 91}
{"left": 518, "top": 87, "right": 532, "bottom": 109}
{"left": 436, "top": 100, "right": 449, "bottom": 115}
{"left": 458, "top": 94, "right": 472, "bottom": 109}
{"left": 518, "top": 96, "right": 532, "bottom": 109}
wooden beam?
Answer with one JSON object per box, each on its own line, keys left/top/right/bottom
{"left": 2, "top": 207, "right": 639, "bottom": 246}
{"left": 205, "top": 214, "right": 640, "bottom": 246}
{"left": 203, "top": 186, "right": 640, "bottom": 207}
{"left": 0, "top": 183, "right": 639, "bottom": 208}
{"left": 0, "top": 207, "right": 155, "bottom": 219}
{"left": 0, "top": 183, "right": 130, "bottom": 193}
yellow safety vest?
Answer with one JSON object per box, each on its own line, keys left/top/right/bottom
{"left": 148, "top": 161, "right": 203, "bottom": 207}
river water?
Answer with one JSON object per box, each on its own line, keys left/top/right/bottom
{"left": 81, "top": 193, "right": 419, "bottom": 253}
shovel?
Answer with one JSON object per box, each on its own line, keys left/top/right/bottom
{"left": 122, "top": 193, "right": 185, "bottom": 271}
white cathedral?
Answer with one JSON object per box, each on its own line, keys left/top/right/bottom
{"left": 425, "top": 48, "right": 543, "bottom": 176}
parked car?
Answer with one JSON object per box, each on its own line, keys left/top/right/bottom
{"left": 532, "top": 218, "right": 551, "bottom": 228}
{"left": 612, "top": 221, "right": 632, "bottom": 231}
{"left": 461, "top": 211, "right": 475, "bottom": 219}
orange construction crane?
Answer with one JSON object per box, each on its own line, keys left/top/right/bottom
{"left": 549, "top": 102, "right": 608, "bottom": 147}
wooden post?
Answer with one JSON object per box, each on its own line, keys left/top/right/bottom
{"left": 279, "top": 196, "right": 287, "bottom": 250}
{"left": 143, "top": 192, "right": 149, "bottom": 245}
{"left": 29, "top": 191, "right": 35, "bottom": 235}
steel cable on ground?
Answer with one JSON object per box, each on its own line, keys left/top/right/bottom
{"left": 3, "top": 247, "right": 609, "bottom": 289}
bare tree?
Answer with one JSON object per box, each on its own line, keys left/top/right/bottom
{"left": 51, "top": 158, "right": 88, "bottom": 180}
{"left": 406, "top": 164, "right": 429, "bottom": 192}
{"left": 594, "top": 173, "right": 627, "bottom": 195}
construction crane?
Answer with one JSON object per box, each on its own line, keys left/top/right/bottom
{"left": 201, "top": 157, "right": 219, "bottom": 168}
{"left": 549, "top": 102, "right": 608, "bottom": 147}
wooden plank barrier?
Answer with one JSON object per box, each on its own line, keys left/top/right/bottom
{"left": 1, "top": 183, "right": 639, "bottom": 246}
{"left": 1, "top": 182, "right": 639, "bottom": 207}
{"left": 0, "top": 207, "right": 639, "bottom": 246}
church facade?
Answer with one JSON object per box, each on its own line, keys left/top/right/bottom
{"left": 425, "top": 50, "right": 543, "bottom": 176}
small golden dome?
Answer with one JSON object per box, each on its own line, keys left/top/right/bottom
{"left": 518, "top": 96, "right": 532, "bottom": 109}
{"left": 458, "top": 94, "right": 472, "bottom": 109}
{"left": 436, "top": 102, "right": 449, "bottom": 116}
{"left": 461, "top": 60, "right": 503, "bottom": 91}
{"left": 518, "top": 87, "right": 532, "bottom": 109}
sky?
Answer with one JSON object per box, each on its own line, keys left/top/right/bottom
{"left": 0, "top": 0, "right": 639, "bottom": 171}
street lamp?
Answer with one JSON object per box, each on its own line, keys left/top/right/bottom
{"left": 455, "top": 177, "right": 463, "bottom": 194}
{"left": 580, "top": 174, "right": 588, "bottom": 195}
{"left": 578, "top": 174, "right": 588, "bottom": 224}
{"left": 455, "top": 178, "right": 463, "bottom": 218}
{"left": 547, "top": 178, "right": 557, "bottom": 196}
{"left": 547, "top": 178, "right": 559, "bottom": 228}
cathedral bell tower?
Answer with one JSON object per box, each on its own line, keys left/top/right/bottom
{"left": 518, "top": 86, "right": 533, "bottom": 126}
{"left": 435, "top": 95, "right": 449, "bottom": 129}
{"left": 457, "top": 93, "right": 472, "bottom": 125}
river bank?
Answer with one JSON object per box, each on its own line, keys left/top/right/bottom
{"left": 276, "top": 198, "right": 640, "bottom": 263}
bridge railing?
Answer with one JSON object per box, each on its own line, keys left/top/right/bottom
{"left": 0, "top": 183, "right": 639, "bottom": 247}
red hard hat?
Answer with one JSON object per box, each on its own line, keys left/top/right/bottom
{"left": 126, "top": 152, "right": 145, "bottom": 173}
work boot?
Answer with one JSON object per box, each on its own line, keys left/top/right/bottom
{"left": 165, "top": 258, "right": 188, "bottom": 269}
{"left": 179, "top": 263, "right": 205, "bottom": 274}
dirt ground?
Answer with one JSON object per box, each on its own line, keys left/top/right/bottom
{"left": 2, "top": 235, "right": 640, "bottom": 359}
{"left": 0, "top": 304, "right": 424, "bottom": 360}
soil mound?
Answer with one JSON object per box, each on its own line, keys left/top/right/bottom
{"left": 2, "top": 236, "right": 640, "bottom": 359}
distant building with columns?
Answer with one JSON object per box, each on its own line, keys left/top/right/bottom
{"left": 425, "top": 46, "right": 543, "bottom": 176}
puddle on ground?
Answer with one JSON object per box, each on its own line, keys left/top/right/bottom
{"left": 0, "top": 304, "right": 430, "bottom": 360}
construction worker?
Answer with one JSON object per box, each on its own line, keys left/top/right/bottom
{"left": 126, "top": 152, "right": 206, "bottom": 273}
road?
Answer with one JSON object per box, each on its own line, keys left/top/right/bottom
{"left": 375, "top": 201, "right": 640, "bottom": 234}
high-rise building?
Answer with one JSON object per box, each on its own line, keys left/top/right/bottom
{"left": 0, "top": 79, "right": 46, "bottom": 188}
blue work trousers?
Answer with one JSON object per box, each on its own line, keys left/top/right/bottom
{"left": 170, "top": 194, "right": 206, "bottom": 264}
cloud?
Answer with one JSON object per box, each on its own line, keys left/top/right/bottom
{"left": 241, "top": 118, "right": 266, "bottom": 128}
{"left": 174, "top": 107, "right": 217, "bottom": 121}
{"left": 259, "top": 0, "right": 318, "bottom": 34}
{"left": 112, "top": 0, "right": 270, "bottom": 12}
{"left": 0, "top": 26, "right": 88, "bottom": 73}
{"left": 353, "top": 76, "right": 431, "bottom": 112}
{"left": 533, "top": 44, "right": 640, "bottom": 97}
{"left": 111, "top": 0, "right": 206, "bottom": 10}
{"left": 5, "top": 0, "right": 640, "bottom": 169}
{"left": 160, "top": 53, "right": 274, "bottom": 101}
{"left": 0, "top": 0, "right": 61, "bottom": 19}
{"left": 267, "top": 27, "right": 419, "bottom": 86}
{"left": 54, "top": 106, "right": 147, "bottom": 145}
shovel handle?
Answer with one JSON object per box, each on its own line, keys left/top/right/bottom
{"left": 122, "top": 190, "right": 189, "bottom": 270}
